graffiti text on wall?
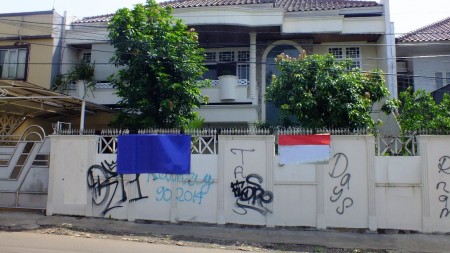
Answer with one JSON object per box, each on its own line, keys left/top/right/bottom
{"left": 437, "top": 156, "right": 450, "bottom": 218}
{"left": 150, "top": 173, "right": 213, "bottom": 204}
{"left": 230, "top": 148, "right": 274, "bottom": 215}
{"left": 329, "top": 153, "right": 353, "bottom": 215}
{"left": 87, "top": 160, "right": 148, "bottom": 215}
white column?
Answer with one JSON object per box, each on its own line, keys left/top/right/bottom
{"left": 383, "top": 0, "right": 397, "bottom": 98}
{"left": 316, "top": 164, "right": 326, "bottom": 229}
{"left": 249, "top": 32, "right": 257, "bottom": 100}
{"left": 217, "top": 135, "right": 226, "bottom": 224}
{"left": 366, "top": 136, "right": 377, "bottom": 231}
{"left": 418, "top": 136, "right": 432, "bottom": 233}
{"left": 80, "top": 100, "right": 86, "bottom": 135}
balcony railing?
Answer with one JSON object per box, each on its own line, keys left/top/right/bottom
{"left": 66, "top": 80, "right": 248, "bottom": 90}
{"left": 210, "top": 79, "right": 248, "bottom": 86}
{"left": 65, "top": 82, "right": 114, "bottom": 90}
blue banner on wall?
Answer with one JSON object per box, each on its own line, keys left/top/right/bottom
{"left": 117, "top": 134, "right": 191, "bottom": 174}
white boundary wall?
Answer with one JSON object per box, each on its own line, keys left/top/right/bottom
{"left": 47, "top": 135, "right": 450, "bottom": 233}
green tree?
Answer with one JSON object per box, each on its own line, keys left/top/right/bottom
{"left": 398, "top": 87, "right": 450, "bottom": 132}
{"left": 53, "top": 62, "right": 96, "bottom": 98}
{"left": 108, "top": 0, "right": 207, "bottom": 130}
{"left": 265, "top": 52, "right": 392, "bottom": 130}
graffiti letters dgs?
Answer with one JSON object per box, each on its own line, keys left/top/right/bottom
{"left": 437, "top": 156, "right": 450, "bottom": 218}
{"left": 329, "top": 153, "right": 354, "bottom": 215}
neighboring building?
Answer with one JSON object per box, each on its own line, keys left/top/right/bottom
{"left": 62, "top": 0, "right": 397, "bottom": 128}
{"left": 396, "top": 16, "right": 450, "bottom": 98}
{"left": 0, "top": 10, "right": 64, "bottom": 89}
{"left": 0, "top": 11, "right": 113, "bottom": 135}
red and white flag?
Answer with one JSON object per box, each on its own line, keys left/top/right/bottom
{"left": 278, "top": 134, "right": 331, "bottom": 164}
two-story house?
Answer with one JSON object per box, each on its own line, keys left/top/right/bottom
{"left": 62, "top": 0, "right": 397, "bottom": 128}
{"left": 396, "top": 16, "right": 450, "bottom": 102}
{"left": 0, "top": 10, "right": 114, "bottom": 135}
{"left": 0, "top": 10, "right": 65, "bottom": 134}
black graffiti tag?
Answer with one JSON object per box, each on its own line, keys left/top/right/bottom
{"left": 231, "top": 148, "right": 255, "bottom": 165}
{"left": 438, "top": 156, "right": 450, "bottom": 175}
{"left": 231, "top": 173, "right": 274, "bottom": 215}
{"left": 329, "top": 153, "right": 354, "bottom": 215}
{"left": 87, "top": 160, "right": 148, "bottom": 215}
{"left": 437, "top": 183, "right": 450, "bottom": 218}
{"left": 229, "top": 148, "right": 273, "bottom": 216}
{"left": 437, "top": 156, "right": 450, "bottom": 219}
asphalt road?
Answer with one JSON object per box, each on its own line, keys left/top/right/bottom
{"left": 0, "top": 232, "right": 244, "bottom": 253}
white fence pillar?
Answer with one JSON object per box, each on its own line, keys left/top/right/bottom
{"left": 323, "top": 135, "right": 372, "bottom": 229}
{"left": 418, "top": 135, "right": 450, "bottom": 233}
{"left": 47, "top": 135, "right": 97, "bottom": 216}
{"left": 220, "top": 135, "right": 275, "bottom": 226}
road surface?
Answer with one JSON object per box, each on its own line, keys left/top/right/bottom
{"left": 0, "top": 231, "right": 245, "bottom": 253}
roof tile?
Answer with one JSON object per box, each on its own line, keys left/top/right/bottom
{"left": 398, "top": 16, "right": 450, "bottom": 42}
{"left": 75, "top": 0, "right": 380, "bottom": 23}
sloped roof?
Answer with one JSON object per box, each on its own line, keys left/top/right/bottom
{"left": 75, "top": 0, "right": 380, "bottom": 23}
{"left": 74, "top": 14, "right": 113, "bottom": 23}
{"left": 166, "top": 0, "right": 379, "bottom": 12}
{"left": 397, "top": 16, "right": 450, "bottom": 42}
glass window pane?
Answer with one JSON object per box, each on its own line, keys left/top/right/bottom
{"left": 446, "top": 72, "right": 450, "bottom": 85}
{"left": 82, "top": 53, "right": 91, "bottom": 64}
{"left": 219, "top": 51, "right": 233, "bottom": 62}
{"left": 346, "top": 47, "right": 360, "bottom": 59}
{"left": 328, "top": 48, "right": 343, "bottom": 59}
{"left": 8, "top": 50, "right": 17, "bottom": 79}
{"left": 238, "top": 51, "right": 249, "bottom": 62}
{"left": 204, "top": 52, "right": 216, "bottom": 63}
{"left": 16, "top": 49, "right": 27, "bottom": 79}
{"left": 237, "top": 63, "right": 249, "bottom": 82}
{"left": 351, "top": 61, "right": 361, "bottom": 69}
{"left": 0, "top": 50, "right": 7, "bottom": 79}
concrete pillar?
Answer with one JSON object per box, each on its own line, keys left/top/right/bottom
{"left": 249, "top": 32, "right": 257, "bottom": 100}
{"left": 366, "top": 136, "right": 378, "bottom": 231}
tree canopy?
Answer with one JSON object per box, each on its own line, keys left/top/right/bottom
{"left": 108, "top": 0, "right": 207, "bottom": 130}
{"left": 265, "top": 52, "right": 392, "bottom": 130}
{"left": 397, "top": 87, "right": 450, "bottom": 132}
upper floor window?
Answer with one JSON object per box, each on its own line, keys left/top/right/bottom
{"left": 238, "top": 51, "right": 250, "bottom": 62}
{"left": 329, "top": 48, "right": 343, "bottom": 59}
{"left": 204, "top": 52, "right": 216, "bottom": 63}
{"left": 82, "top": 53, "right": 91, "bottom": 64}
{"left": 203, "top": 49, "right": 250, "bottom": 84}
{"left": 219, "top": 51, "right": 234, "bottom": 62}
{"left": 0, "top": 47, "right": 27, "bottom": 80}
{"left": 328, "top": 47, "right": 361, "bottom": 69}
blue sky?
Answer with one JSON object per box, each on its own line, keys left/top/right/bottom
{"left": 1, "top": 0, "right": 449, "bottom": 35}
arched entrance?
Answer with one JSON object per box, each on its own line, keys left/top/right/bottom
{"left": 262, "top": 41, "right": 302, "bottom": 123}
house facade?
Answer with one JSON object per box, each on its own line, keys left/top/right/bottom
{"left": 62, "top": 0, "right": 397, "bottom": 128}
{"left": 0, "top": 10, "right": 114, "bottom": 136}
{"left": 0, "top": 10, "right": 65, "bottom": 89}
{"left": 0, "top": 11, "right": 65, "bottom": 135}
{"left": 396, "top": 16, "right": 450, "bottom": 99}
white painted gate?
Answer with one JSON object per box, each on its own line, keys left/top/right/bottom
{"left": 0, "top": 125, "right": 50, "bottom": 209}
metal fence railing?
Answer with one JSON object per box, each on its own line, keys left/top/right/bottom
{"left": 49, "top": 127, "right": 428, "bottom": 156}
{"left": 376, "top": 135, "right": 417, "bottom": 156}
